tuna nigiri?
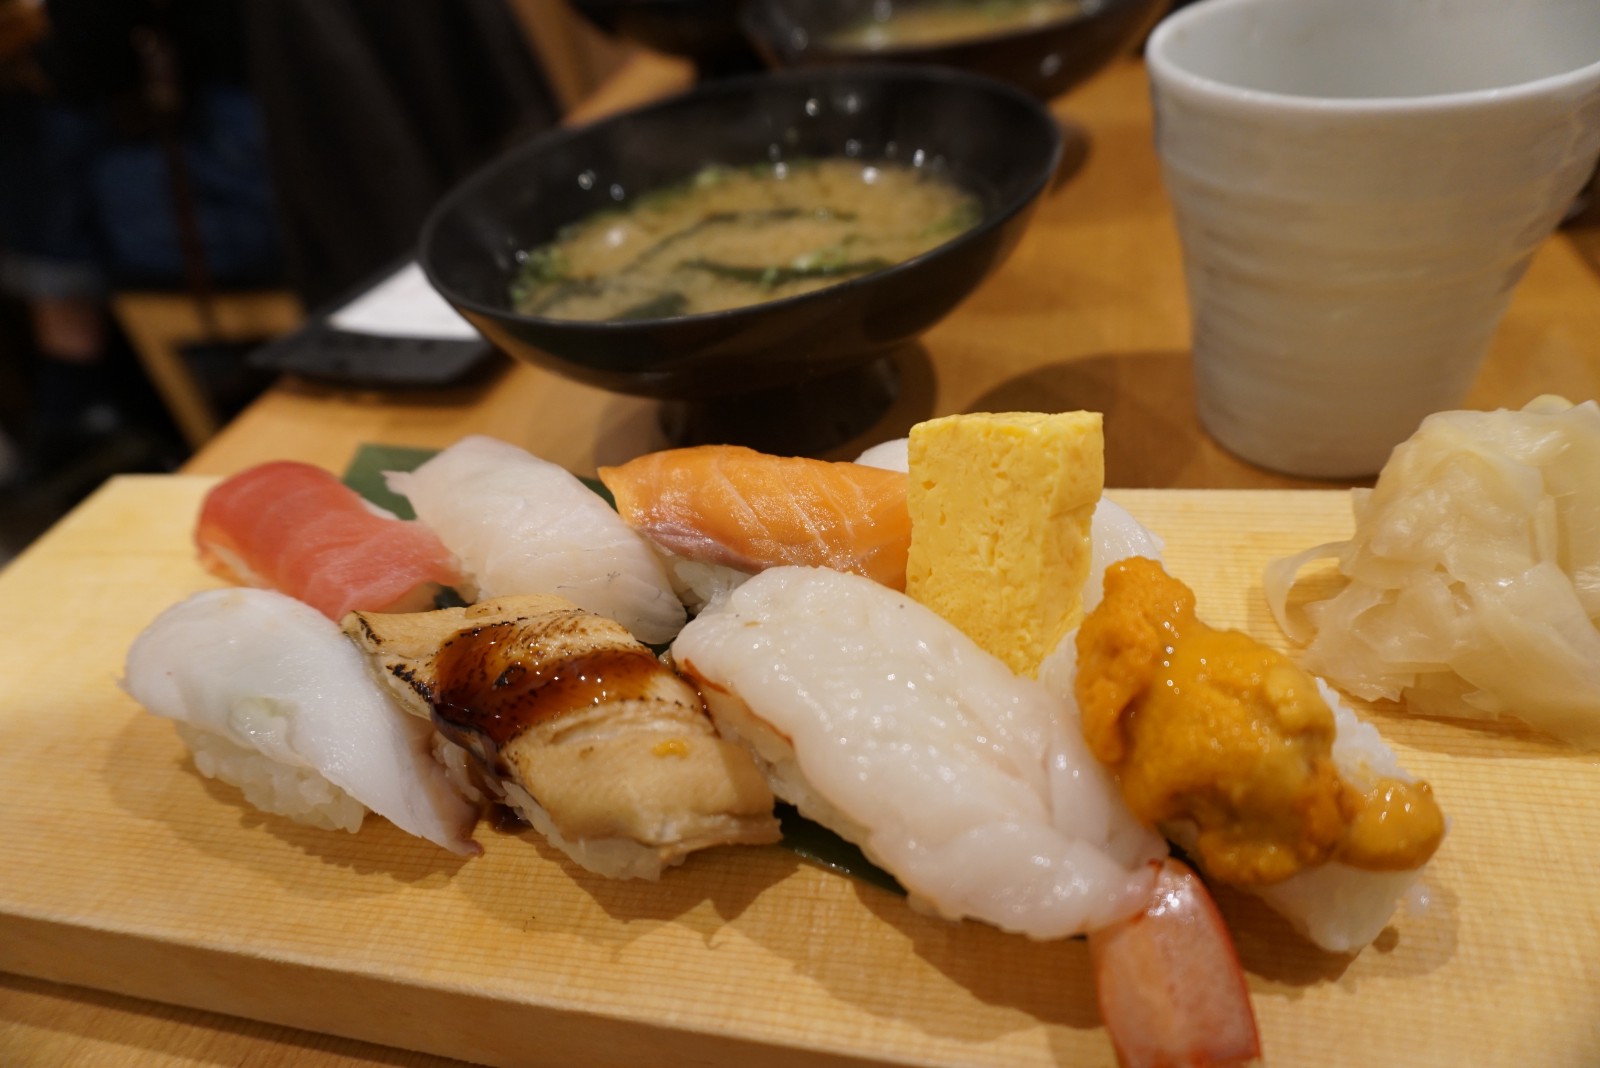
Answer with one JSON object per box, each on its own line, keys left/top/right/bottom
{"left": 343, "top": 594, "right": 780, "bottom": 879}
{"left": 598, "top": 445, "right": 912, "bottom": 591}
{"left": 122, "top": 587, "right": 480, "bottom": 855}
{"left": 386, "top": 436, "right": 686, "bottom": 645}
{"left": 196, "top": 460, "right": 462, "bottom": 621}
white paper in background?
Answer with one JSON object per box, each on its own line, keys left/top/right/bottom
{"left": 326, "top": 261, "right": 481, "bottom": 341}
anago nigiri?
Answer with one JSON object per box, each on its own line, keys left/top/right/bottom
{"left": 344, "top": 593, "right": 780, "bottom": 879}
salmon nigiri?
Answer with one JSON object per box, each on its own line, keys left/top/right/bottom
{"left": 598, "top": 445, "right": 911, "bottom": 590}
{"left": 196, "top": 461, "right": 463, "bottom": 621}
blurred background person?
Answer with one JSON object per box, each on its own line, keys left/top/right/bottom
{"left": 0, "top": 0, "right": 277, "bottom": 525}
{"left": 0, "top": 0, "right": 561, "bottom": 559}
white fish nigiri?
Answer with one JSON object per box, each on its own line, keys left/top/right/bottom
{"left": 672, "top": 565, "right": 1166, "bottom": 939}
{"left": 387, "top": 435, "right": 686, "bottom": 644}
{"left": 123, "top": 587, "right": 479, "bottom": 855}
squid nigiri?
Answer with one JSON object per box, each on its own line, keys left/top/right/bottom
{"left": 343, "top": 594, "right": 780, "bottom": 879}
{"left": 672, "top": 565, "right": 1167, "bottom": 938}
{"left": 673, "top": 565, "right": 1260, "bottom": 1067}
{"left": 196, "top": 460, "right": 462, "bottom": 621}
{"left": 386, "top": 436, "right": 686, "bottom": 645}
{"left": 122, "top": 588, "right": 480, "bottom": 855}
{"left": 597, "top": 445, "right": 912, "bottom": 591}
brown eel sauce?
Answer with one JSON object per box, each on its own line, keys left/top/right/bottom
{"left": 429, "top": 615, "right": 663, "bottom": 775}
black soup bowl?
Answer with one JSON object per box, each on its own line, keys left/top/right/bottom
{"left": 419, "top": 66, "right": 1062, "bottom": 413}
{"left": 741, "top": 0, "right": 1168, "bottom": 101}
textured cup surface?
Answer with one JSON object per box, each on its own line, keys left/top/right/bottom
{"left": 1148, "top": 0, "right": 1600, "bottom": 477}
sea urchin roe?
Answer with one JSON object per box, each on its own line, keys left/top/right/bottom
{"left": 1075, "top": 556, "right": 1445, "bottom": 886}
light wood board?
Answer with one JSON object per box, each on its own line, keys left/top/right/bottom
{"left": 1, "top": 476, "right": 1596, "bottom": 1067}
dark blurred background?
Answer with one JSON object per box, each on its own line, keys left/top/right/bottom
{"left": 2, "top": 0, "right": 1596, "bottom": 567}
{"left": 0, "top": 0, "right": 611, "bottom": 562}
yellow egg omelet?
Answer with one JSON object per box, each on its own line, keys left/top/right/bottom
{"left": 904, "top": 411, "right": 1103, "bottom": 677}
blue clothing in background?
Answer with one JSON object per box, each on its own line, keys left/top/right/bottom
{"left": 0, "top": 84, "right": 281, "bottom": 299}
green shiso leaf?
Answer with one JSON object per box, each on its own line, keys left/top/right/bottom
{"left": 340, "top": 443, "right": 896, "bottom": 892}
{"left": 578, "top": 474, "right": 614, "bottom": 508}
{"left": 341, "top": 443, "right": 439, "bottom": 520}
{"left": 778, "top": 804, "right": 902, "bottom": 894}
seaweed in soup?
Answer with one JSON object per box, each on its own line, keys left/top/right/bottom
{"left": 509, "top": 159, "right": 980, "bottom": 322}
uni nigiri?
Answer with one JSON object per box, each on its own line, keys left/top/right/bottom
{"left": 598, "top": 445, "right": 911, "bottom": 591}
{"left": 1066, "top": 556, "right": 1447, "bottom": 953}
{"left": 343, "top": 594, "right": 780, "bottom": 879}
{"left": 122, "top": 587, "right": 480, "bottom": 855}
{"left": 196, "top": 460, "right": 462, "bottom": 621}
{"left": 387, "top": 436, "right": 686, "bottom": 644}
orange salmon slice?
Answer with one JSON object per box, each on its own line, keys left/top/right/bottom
{"left": 598, "top": 445, "right": 910, "bottom": 589}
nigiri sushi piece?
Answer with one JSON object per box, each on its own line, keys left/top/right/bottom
{"left": 196, "top": 460, "right": 463, "bottom": 621}
{"left": 343, "top": 594, "right": 780, "bottom": 880}
{"left": 1089, "top": 858, "right": 1262, "bottom": 1068}
{"left": 597, "top": 445, "right": 912, "bottom": 591}
{"left": 1066, "top": 556, "right": 1446, "bottom": 954}
{"left": 1242, "top": 677, "right": 1444, "bottom": 953}
{"left": 386, "top": 436, "right": 685, "bottom": 645}
{"left": 671, "top": 565, "right": 1167, "bottom": 939}
{"left": 122, "top": 588, "right": 480, "bottom": 855}
{"left": 1082, "top": 499, "right": 1165, "bottom": 612}
{"left": 852, "top": 437, "right": 910, "bottom": 471}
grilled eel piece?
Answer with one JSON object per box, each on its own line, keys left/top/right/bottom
{"left": 342, "top": 594, "right": 778, "bottom": 879}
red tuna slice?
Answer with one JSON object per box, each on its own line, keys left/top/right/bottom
{"left": 196, "top": 461, "right": 462, "bottom": 621}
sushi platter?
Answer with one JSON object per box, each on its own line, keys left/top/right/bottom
{"left": 2, "top": 473, "right": 1598, "bottom": 1067}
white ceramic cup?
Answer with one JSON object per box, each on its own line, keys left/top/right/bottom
{"left": 1146, "top": 0, "right": 1600, "bottom": 478}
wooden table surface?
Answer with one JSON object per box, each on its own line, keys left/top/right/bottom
{"left": 6, "top": 46, "right": 1600, "bottom": 1068}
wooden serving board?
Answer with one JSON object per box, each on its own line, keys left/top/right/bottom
{"left": 1, "top": 476, "right": 1596, "bottom": 1068}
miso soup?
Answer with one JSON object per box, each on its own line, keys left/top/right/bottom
{"left": 826, "top": 0, "right": 1086, "bottom": 51}
{"left": 509, "top": 159, "right": 981, "bottom": 322}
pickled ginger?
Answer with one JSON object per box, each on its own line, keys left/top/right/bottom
{"left": 1265, "top": 396, "right": 1600, "bottom": 749}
